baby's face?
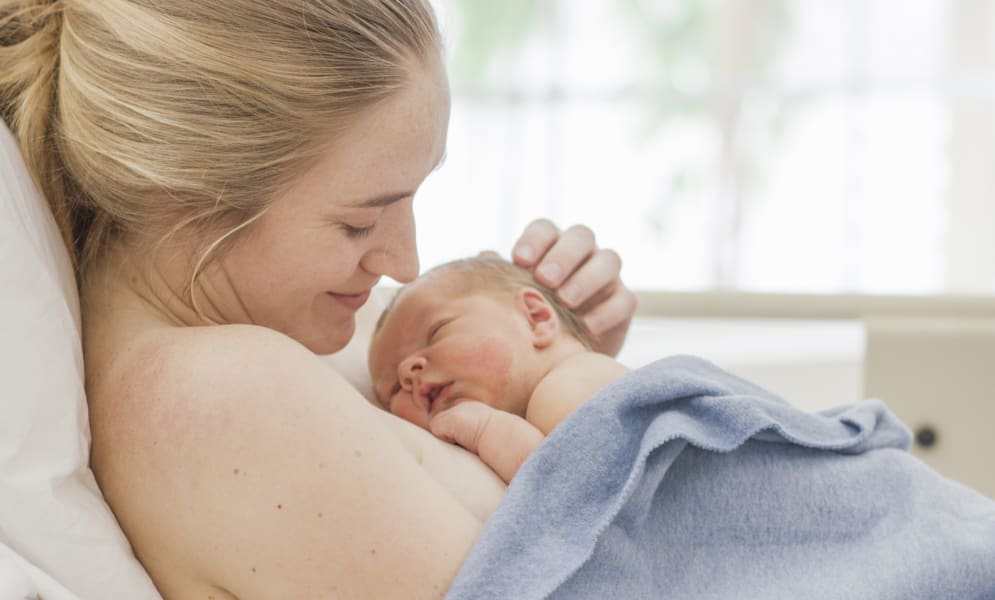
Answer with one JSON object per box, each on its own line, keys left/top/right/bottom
{"left": 368, "top": 274, "right": 542, "bottom": 429}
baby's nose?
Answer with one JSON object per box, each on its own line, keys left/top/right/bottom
{"left": 398, "top": 356, "right": 426, "bottom": 391}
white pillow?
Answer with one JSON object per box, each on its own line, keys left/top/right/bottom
{"left": 0, "top": 542, "right": 83, "bottom": 600}
{"left": 0, "top": 123, "right": 161, "bottom": 599}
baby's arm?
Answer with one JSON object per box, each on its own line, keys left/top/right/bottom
{"left": 430, "top": 402, "right": 544, "bottom": 485}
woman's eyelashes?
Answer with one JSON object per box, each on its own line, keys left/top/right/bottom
{"left": 341, "top": 222, "right": 376, "bottom": 238}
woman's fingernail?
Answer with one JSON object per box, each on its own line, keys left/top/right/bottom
{"left": 515, "top": 245, "right": 535, "bottom": 262}
{"left": 538, "top": 262, "right": 561, "bottom": 283}
{"left": 560, "top": 283, "right": 581, "bottom": 306}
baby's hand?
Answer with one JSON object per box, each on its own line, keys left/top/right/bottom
{"left": 428, "top": 401, "right": 496, "bottom": 456}
{"left": 429, "top": 401, "right": 545, "bottom": 485}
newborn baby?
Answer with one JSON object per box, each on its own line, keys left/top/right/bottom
{"left": 368, "top": 255, "right": 629, "bottom": 483}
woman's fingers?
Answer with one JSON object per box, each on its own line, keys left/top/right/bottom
{"left": 512, "top": 218, "right": 560, "bottom": 268}
{"left": 555, "top": 248, "right": 622, "bottom": 309}
{"left": 511, "top": 218, "right": 636, "bottom": 357}
{"left": 522, "top": 223, "right": 597, "bottom": 289}
{"left": 581, "top": 284, "right": 638, "bottom": 357}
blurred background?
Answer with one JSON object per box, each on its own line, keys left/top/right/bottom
{"left": 387, "top": 0, "right": 995, "bottom": 493}
{"left": 401, "top": 1, "right": 995, "bottom": 421}
{"left": 419, "top": 0, "right": 995, "bottom": 297}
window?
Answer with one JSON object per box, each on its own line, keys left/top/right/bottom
{"left": 419, "top": 0, "right": 995, "bottom": 294}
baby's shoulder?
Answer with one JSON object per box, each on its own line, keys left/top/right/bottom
{"left": 526, "top": 352, "right": 629, "bottom": 433}
{"left": 546, "top": 351, "right": 630, "bottom": 386}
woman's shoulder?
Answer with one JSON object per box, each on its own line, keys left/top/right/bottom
{"left": 118, "top": 323, "right": 337, "bottom": 407}
{"left": 92, "top": 324, "right": 328, "bottom": 434}
{"left": 97, "top": 322, "right": 367, "bottom": 469}
{"left": 148, "top": 321, "right": 323, "bottom": 376}
{"left": 91, "top": 323, "right": 484, "bottom": 598}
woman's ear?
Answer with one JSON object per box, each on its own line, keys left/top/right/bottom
{"left": 516, "top": 288, "right": 560, "bottom": 349}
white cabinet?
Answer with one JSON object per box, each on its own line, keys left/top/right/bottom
{"left": 864, "top": 317, "right": 995, "bottom": 499}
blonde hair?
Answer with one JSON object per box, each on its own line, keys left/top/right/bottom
{"left": 377, "top": 255, "right": 599, "bottom": 350}
{"left": 0, "top": 0, "right": 440, "bottom": 286}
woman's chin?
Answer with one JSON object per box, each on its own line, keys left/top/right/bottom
{"left": 297, "top": 315, "right": 356, "bottom": 356}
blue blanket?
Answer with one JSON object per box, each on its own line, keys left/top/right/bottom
{"left": 446, "top": 356, "right": 995, "bottom": 600}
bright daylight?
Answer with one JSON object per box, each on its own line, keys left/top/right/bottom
{"left": 2, "top": 1, "right": 994, "bottom": 598}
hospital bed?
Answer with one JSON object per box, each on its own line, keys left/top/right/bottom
{"left": 3, "top": 118, "right": 994, "bottom": 597}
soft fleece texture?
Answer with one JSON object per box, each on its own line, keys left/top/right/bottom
{"left": 446, "top": 355, "right": 995, "bottom": 600}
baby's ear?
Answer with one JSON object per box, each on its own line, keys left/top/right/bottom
{"left": 516, "top": 288, "right": 559, "bottom": 349}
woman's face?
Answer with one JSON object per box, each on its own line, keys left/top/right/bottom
{"left": 211, "top": 59, "right": 450, "bottom": 354}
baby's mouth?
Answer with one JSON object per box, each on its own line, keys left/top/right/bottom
{"left": 424, "top": 382, "right": 454, "bottom": 413}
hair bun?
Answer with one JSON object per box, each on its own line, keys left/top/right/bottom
{"left": 1, "top": 0, "right": 68, "bottom": 257}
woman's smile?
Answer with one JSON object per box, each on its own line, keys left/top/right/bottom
{"left": 328, "top": 290, "right": 371, "bottom": 310}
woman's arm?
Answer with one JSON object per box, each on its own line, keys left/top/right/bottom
{"left": 103, "top": 325, "right": 495, "bottom": 599}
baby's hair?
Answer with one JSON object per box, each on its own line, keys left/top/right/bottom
{"left": 376, "top": 254, "right": 598, "bottom": 350}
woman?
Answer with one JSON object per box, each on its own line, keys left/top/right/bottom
{"left": 1, "top": 1, "right": 636, "bottom": 598}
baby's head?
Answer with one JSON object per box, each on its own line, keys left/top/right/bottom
{"left": 368, "top": 255, "right": 594, "bottom": 429}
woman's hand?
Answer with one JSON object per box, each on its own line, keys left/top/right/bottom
{"left": 511, "top": 219, "right": 637, "bottom": 357}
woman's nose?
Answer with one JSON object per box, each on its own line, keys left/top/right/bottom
{"left": 398, "top": 355, "right": 426, "bottom": 391}
{"left": 363, "top": 200, "right": 419, "bottom": 283}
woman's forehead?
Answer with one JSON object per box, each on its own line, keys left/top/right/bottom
{"left": 276, "top": 61, "right": 449, "bottom": 214}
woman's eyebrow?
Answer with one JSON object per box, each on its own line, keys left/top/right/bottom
{"left": 349, "top": 151, "right": 447, "bottom": 208}
{"left": 347, "top": 191, "right": 413, "bottom": 209}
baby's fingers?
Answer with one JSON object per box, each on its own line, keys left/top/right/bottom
{"left": 429, "top": 401, "right": 494, "bottom": 455}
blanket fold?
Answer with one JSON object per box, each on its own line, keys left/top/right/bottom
{"left": 446, "top": 355, "right": 995, "bottom": 600}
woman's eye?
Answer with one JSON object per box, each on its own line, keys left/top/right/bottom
{"left": 342, "top": 223, "right": 376, "bottom": 239}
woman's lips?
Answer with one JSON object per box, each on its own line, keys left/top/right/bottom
{"left": 328, "top": 291, "right": 370, "bottom": 310}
